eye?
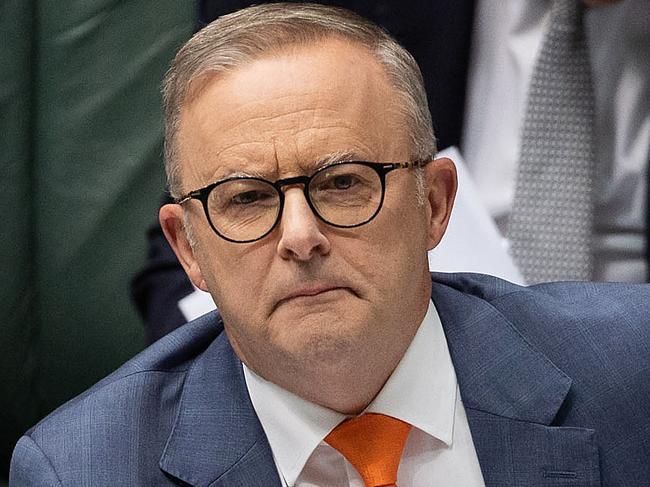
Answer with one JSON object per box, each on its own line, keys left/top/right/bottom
{"left": 232, "top": 190, "right": 266, "bottom": 205}
{"left": 211, "top": 179, "right": 279, "bottom": 214}
{"left": 318, "top": 172, "right": 360, "bottom": 191}
{"left": 331, "top": 174, "right": 356, "bottom": 190}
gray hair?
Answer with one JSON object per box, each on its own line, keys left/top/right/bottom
{"left": 162, "top": 2, "right": 436, "bottom": 199}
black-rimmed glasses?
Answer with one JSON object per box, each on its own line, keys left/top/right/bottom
{"left": 177, "top": 160, "right": 428, "bottom": 243}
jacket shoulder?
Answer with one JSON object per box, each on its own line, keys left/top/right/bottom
{"left": 432, "top": 273, "right": 650, "bottom": 430}
{"left": 432, "top": 272, "right": 650, "bottom": 481}
{"left": 431, "top": 271, "right": 650, "bottom": 314}
{"left": 13, "top": 311, "right": 225, "bottom": 485}
{"left": 40, "top": 310, "right": 224, "bottom": 417}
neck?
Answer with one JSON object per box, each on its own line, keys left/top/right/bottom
{"left": 262, "top": 296, "right": 430, "bottom": 415}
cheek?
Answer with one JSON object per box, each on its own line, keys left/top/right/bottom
{"left": 373, "top": 195, "right": 429, "bottom": 250}
{"left": 198, "top": 242, "right": 275, "bottom": 314}
{"left": 334, "top": 224, "right": 419, "bottom": 298}
{"left": 359, "top": 206, "right": 429, "bottom": 286}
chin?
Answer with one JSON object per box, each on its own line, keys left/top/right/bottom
{"left": 269, "top": 315, "right": 365, "bottom": 368}
{"left": 275, "top": 301, "right": 369, "bottom": 336}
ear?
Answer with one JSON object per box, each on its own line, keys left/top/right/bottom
{"left": 423, "top": 157, "right": 457, "bottom": 251}
{"left": 159, "top": 203, "right": 209, "bottom": 292}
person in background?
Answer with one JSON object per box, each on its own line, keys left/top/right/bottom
{"left": 11, "top": 4, "right": 650, "bottom": 486}
{"left": 462, "top": 0, "right": 649, "bottom": 283}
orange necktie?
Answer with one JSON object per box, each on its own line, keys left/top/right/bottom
{"left": 325, "top": 413, "right": 412, "bottom": 487}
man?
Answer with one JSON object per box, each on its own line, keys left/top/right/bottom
{"left": 11, "top": 4, "right": 650, "bottom": 486}
{"left": 132, "top": 0, "right": 477, "bottom": 344}
{"left": 133, "top": 0, "right": 650, "bottom": 343}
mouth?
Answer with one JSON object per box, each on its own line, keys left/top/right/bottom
{"left": 274, "top": 285, "right": 353, "bottom": 311}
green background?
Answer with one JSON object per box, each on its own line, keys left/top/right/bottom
{"left": 0, "top": 0, "right": 194, "bottom": 480}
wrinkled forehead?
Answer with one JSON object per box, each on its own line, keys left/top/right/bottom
{"left": 176, "top": 39, "right": 410, "bottom": 188}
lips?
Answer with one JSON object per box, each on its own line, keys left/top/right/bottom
{"left": 274, "top": 284, "right": 353, "bottom": 311}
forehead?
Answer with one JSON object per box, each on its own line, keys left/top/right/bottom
{"left": 177, "top": 38, "right": 410, "bottom": 188}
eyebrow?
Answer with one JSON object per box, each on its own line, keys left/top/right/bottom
{"left": 217, "top": 150, "right": 368, "bottom": 181}
{"left": 315, "top": 150, "right": 365, "bottom": 169}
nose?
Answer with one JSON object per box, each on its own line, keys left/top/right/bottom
{"left": 277, "top": 187, "right": 331, "bottom": 261}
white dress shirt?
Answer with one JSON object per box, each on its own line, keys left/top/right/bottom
{"left": 462, "top": 0, "right": 650, "bottom": 282}
{"left": 243, "top": 301, "right": 486, "bottom": 487}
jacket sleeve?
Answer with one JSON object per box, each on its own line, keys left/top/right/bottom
{"left": 10, "top": 435, "right": 62, "bottom": 487}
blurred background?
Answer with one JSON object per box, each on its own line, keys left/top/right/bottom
{"left": 0, "top": 1, "right": 194, "bottom": 482}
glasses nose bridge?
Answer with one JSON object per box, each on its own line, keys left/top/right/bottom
{"left": 273, "top": 174, "right": 321, "bottom": 224}
{"left": 274, "top": 175, "right": 314, "bottom": 210}
{"left": 274, "top": 174, "right": 312, "bottom": 194}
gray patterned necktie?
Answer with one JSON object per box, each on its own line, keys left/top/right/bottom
{"left": 508, "top": 0, "right": 596, "bottom": 283}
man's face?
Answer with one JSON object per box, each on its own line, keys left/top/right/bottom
{"left": 161, "top": 39, "right": 455, "bottom": 411}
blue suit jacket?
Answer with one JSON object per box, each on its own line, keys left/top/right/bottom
{"left": 11, "top": 273, "right": 650, "bottom": 486}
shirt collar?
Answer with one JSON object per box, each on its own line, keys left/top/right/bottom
{"left": 243, "top": 300, "right": 457, "bottom": 486}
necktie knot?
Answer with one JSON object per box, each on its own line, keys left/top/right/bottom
{"left": 325, "top": 413, "right": 412, "bottom": 487}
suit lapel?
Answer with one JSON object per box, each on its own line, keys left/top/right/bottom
{"left": 159, "top": 323, "right": 281, "bottom": 487}
{"left": 430, "top": 276, "right": 601, "bottom": 486}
